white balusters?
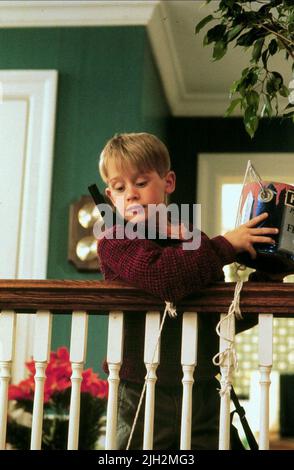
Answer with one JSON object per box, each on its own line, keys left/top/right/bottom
{"left": 67, "top": 311, "right": 88, "bottom": 450}
{"left": 180, "top": 312, "right": 198, "bottom": 450}
{"left": 30, "top": 310, "right": 52, "bottom": 450}
{"left": 0, "top": 310, "right": 16, "bottom": 450}
{"left": 105, "top": 311, "right": 124, "bottom": 450}
{"left": 143, "top": 311, "right": 161, "bottom": 450}
{"left": 218, "top": 313, "right": 235, "bottom": 450}
{"left": 258, "top": 314, "right": 273, "bottom": 450}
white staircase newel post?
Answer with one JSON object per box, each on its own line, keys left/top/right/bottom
{"left": 30, "top": 310, "right": 52, "bottom": 450}
{"left": 68, "top": 311, "right": 88, "bottom": 450}
{"left": 143, "top": 311, "right": 161, "bottom": 450}
{"left": 0, "top": 310, "right": 16, "bottom": 450}
{"left": 180, "top": 312, "right": 198, "bottom": 450}
{"left": 258, "top": 313, "right": 273, "bottom": 450}
{"left": 218, "top": 313, "right": 235, "bottom": 450}
{"left": 105, "top": 311, "right": 124, "bottom": 450}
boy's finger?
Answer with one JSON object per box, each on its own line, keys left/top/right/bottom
{"left": 247, "top": 245, "right": 257, "bottom": 259}
{"left": 251, "top": 236, "right": 276, "bottom": 244}
{"left": 245, "top": 212, "right": 268, "bottom": 227}
{"left": 250, "top": 227, "right": 279, "bottom": 235}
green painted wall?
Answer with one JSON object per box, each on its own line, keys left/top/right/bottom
{"left": 0, "top": 27, "right": 170, "bottom": 376}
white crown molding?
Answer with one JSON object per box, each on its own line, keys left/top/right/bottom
{"left": 147, "top": 1, "right": 184, "bottom": 115}
{"left": 147, "top": 1, "right": 230, "bottom": 116}
{"left": 0, "top": 1, "right": 159, "bottom": 27}
{"left": 0, "top": 0, "right": 226, "bottom": 116}
{"left": 172, "top": 93, "right": 235, "bottom": 117}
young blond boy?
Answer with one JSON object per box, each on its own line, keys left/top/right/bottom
{"left": 97, "top": 132, "right": 278, "bottom": 450}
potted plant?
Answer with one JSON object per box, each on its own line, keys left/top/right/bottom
{"left": 7, "top": 347, "right": 108, "bottom": 450}
{"left": 196, "top": 0, "right": 294, "bottom": 137}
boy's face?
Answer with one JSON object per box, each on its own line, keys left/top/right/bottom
{"left": 105, "top": 160, "right": 175, "bottom": 223}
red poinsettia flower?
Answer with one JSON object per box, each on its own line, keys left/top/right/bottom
{"left": 81, "top": 368, "right": 108, "bottom": 398}
{"left": 8, "top": 346, "right": 108, "bottom": 403}
{"left": 9, "top": 376, "right": 35, "bottom": 401}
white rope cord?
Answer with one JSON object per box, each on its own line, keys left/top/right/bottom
{"left": 126, "top": 301, "right": 177, "bottom": 450}
{"left": 212, "top": 279, "right": 243, "bottom": 395}
{"left": 213, "top": 159, "right": 261, "bottom": 396}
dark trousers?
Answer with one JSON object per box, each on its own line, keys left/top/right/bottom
{"left": 116, "top": 378, "right": 220, "bottom": 450}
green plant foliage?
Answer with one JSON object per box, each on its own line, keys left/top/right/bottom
{"left": 196, "top": 0, "right": 294, "bottom": 138}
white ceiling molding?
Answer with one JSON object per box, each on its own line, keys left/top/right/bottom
{"left": 148, "top": 1, "right": 230, "bottom": 116}
{"left": 0, "top": 0, "right": 230, "bottom": 116}
{"left": 173, "top": 92, "right": 232, "bottom": 117}
{"left": 147, "top": 1, "right": 184, "bottom": 116}
{"left": 0, "top": 1, "right": 159, "bottom": 27}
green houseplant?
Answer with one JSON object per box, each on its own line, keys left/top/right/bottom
{"left": 7, "top": 347, "right": 108, "bottom": 450}
{"left": 196, "top": 0, "right": 294, "bottom": 137}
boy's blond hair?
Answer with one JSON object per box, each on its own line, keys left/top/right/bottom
{"left": 99, "top": 132, "right": 171, "bottom": 182}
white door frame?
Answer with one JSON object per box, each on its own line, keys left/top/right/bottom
{"left": 197, "top": 153, "right": 294, "bottom": 238}
{"left": 0, "top": 70, "right": 58, "bottom": 381}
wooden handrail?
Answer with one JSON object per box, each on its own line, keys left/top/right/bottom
{"left": 0, "top": 280, "right": 293, "bottom": 315}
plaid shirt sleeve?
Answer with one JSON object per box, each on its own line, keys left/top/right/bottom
{"left": 98, "top": 225, "right": 236, "bottom": 303}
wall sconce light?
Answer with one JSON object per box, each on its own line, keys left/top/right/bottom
{"left": 68, "top": 195, "right": 103, "bottom": 271}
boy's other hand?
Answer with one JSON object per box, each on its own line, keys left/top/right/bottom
{"left": 224, "top": 212, "right": 279, "bottom": 259}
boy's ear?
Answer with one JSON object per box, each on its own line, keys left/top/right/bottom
{"left": 164, "top": 170, "right": 176, "bottom": 194}
{"left": 105, "top": 187, "right": 114, "bottom": 205}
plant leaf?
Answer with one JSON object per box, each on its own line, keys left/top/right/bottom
{"left": 225, "top": 98, "right": 242, "bottom": 116}
{"left": 251, "top": 38, "right": 264, "bottom": 63}
{"left": 268, "top": 38, "right": 278, "bottom": 55}
{"left": 227, "top": 24, "right": 244, "bottom": 42}
{"left": 244, "top": 106, "right": 259, "bottom": 138}
{"left": 195, "top": 15, "right": 214, "bottom": 34}
{"left": 279, "top": 85, "right": 290, "bottom": 97}
{"left": 204, "top": 24, "right": 227, "bottom": 45}
{"left": 245, "top": 90, "right": 259, "bottom": 111}
{"left": 264, "top": 94, "right": 273, "bottom": 117}
{"left": 213, "top": 40, "right": 228, "bottom": 60}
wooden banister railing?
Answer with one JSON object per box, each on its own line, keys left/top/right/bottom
{"left": 0, "top": 279, "right": 294, "bottom": 313}
{"left": 0, "top": 279, "right": 293, "bottom": 451}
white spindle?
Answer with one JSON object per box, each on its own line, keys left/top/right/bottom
{"left": 30, "top": 310, "right": 52, "bottom": 450}
{"left": 258, "top": 314, "right": 273, "bottom": 450}
{"left": 180, "top": 312, "right": 198, "bottom": 450}
{"left": 143, "top": 311, "right": 161, "bottom": 450}
{"left": 105, "top": 311, "right": 124, "bottom": 450}
{"left": 218, "top": 313, "right": 235, "bottom": 450}
{"left": 0, "top": 310, "right": 16, "bottom": 450}
{"left": 67, "top": 311, "right": 88, "bottom": 450}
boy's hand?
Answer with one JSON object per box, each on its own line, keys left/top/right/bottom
{"left": 158, "top": 221, "right": 190, "bottom": 240}
{"left": 224, "top": 212, "right": 279, "bottom": 259}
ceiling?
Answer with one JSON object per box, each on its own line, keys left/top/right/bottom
{"left": 0, "top": 0, "right": 291, "bottom": 117}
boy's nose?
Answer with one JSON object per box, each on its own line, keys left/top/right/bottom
{"left": 126, "top": 187, "right": 139, "bottom": 201}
